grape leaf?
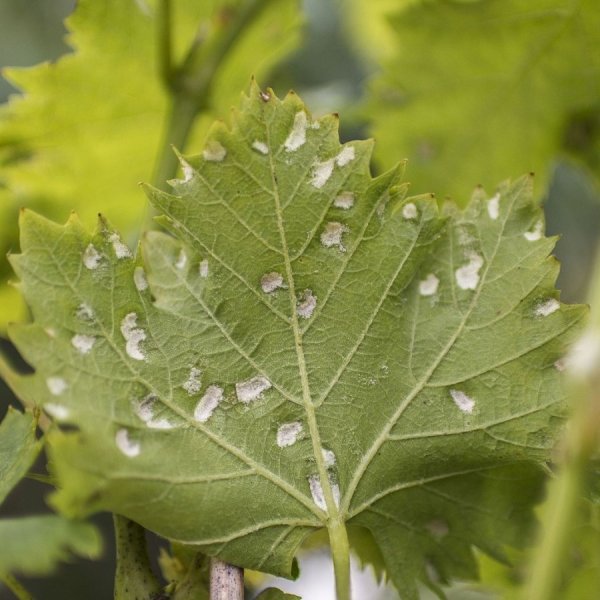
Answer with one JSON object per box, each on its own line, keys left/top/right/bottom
{"left": 364, "top": 0, "right": 600, "bottom": 200}
{"left": 0, "top": 515, "right": 101, "bottom": 576}
{"left": 0, "top": 407, "right": 41, "bottom": 505}
{"left": 256, "top": 588, "right": 301, "bottom": 600}
{"left": 2, "top": 84, "right": 585, "bottom": 596}
{"left": 0, "top": 0, "right": 301, "bottom": 327}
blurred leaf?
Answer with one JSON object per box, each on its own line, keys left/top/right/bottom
{"left": 2, "top": 85, "right": 585, "bottom": 596}
{"left": 366, "top": 0, "right": 600, "bottom": 200}
{"left": 0, "top": 406, "right": 41, "bottom": 506}
{"left": 0, "top": 515, "right": 101, "bottom": 576}
{"left": 255, "top": 588, "right": 301, "bottom": 599}
{"left": 0, "top": 0, "right": 302, "bottom": 328}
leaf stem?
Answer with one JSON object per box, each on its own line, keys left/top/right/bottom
{"left": 327, "top": 518, "right": 352, "bottom": 600}
{"left": 209, "top": 558, "right": 244, "bottom": 600}
{"left": 0, "top": 574, "right": 33, "bottom": 600}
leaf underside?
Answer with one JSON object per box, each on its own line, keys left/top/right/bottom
{"left": 3, "top": 83, "right": 585, "bottom": 597}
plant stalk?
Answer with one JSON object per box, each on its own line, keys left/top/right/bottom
{"left": 209, "top": 558, "right": 244, "bottom": 600}
{"left": 328, "top": 518, "right": 352, "bottom": 600}
{"left": 1, "top": 574, "right": 33, "bottom": 600}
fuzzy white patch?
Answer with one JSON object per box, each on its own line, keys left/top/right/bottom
{"left": 561, "top": 330, "right": 600, "bottom": 377}
{"left": 334, "top": 191, "right": 355, "bottom": 210}
{"left": 83, "top": 244, "right": 102, "bottom": 270}
{"left": 175, "top": 249, "right": 187, "bottom": 270}
{"left": 46, "top": 377, "right": 68, "bottom": 396}
{"left": 134, "top": 266, "right": 148, "bottom": 291}
{"left": 44, "top": 403, "right": 70, "bottom": 420}
{"left": 308, "top": 474, "right": 340, "bottom": 511}
{"left": 449, "top": 389, "right": 475, "bottom": 414}
{"left": 115, "top": 429, "right": 140, "bottom": 457}
{"left": 419, "top": 273, "right": 439, "bottom": 297}
{"left": 426, "top": 519, "right": 449, "bottom": 540}
{"left": 252, "top": 140, "right": 269, "bottom": 155}
{"left": 455, "top": 253, "right": 484, "bottom": 290}
{"left": 308, "top": 474, "right": 326, "bottom": 511}
{"left": 199, "top": 259, "right": 209, "bottom": 278}
{"left": 71, "top": 334, "right": 96, "bottom": 355}
{"left": 194, "top": 385, "right": 224, "bottom": 422}
{"left": 487, "top": 194, "right": 500, "bottom": 220}
{"left": 147, "top": 418, "right": 175, "bottom": 430}
{"left": 76, "top": 303, "right": 94, "bottom": 321}
{"left": 260, "top": 272, "right": 284, "bottom": 294}
{"left": 180, "top": 159, "right": 194, "bottom": 182}
{"left": 120, "top": 312, "right": 147, "bottom": 361}
{"left": 524, "top": 221, "right": 543, "bottom": 242}
{"left": 311, "top": 159, "right": 335, "bottom": 189}
{"left": 335, "top": 146, "right": 355, "bottom": 167}
{"left": 235, "top": 375, "right": 272, "bottom": 404}
{"left": 276, "top": 422, "right": 303, "bottom": 448}
{"left": 320, "top": 222, "right": 349, "bottom": 252}
{"left": 135, "top": 393, "right": 157, "bottom": 423}
{"left": 284, "top": 111, "right": 308, "bottom": 151}
{"left": 535, "top": 299, "right": 560, "bottom": 317}
{"left": 203, "top": 140, "right": 227, "bottom": 162}
{"left": 183, "top": 367, "right": 202, "bottom": 396}
{"left": 297, "top": 289, "right": 317, "bottom": 319}
{"left": 108, "top": 233, "right": 132, "bottom": 259}
{"left": 322, "top": 448, "right": 336, "bottom": 468}
{"left": 402, "top": 203, "right": 418, "bottom": 220}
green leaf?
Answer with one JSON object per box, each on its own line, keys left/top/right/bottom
{"left": 0, "top": 406, "right": 42, "bottom": 505}
{"left": 365, "top": 0, "right": 600, "bottom": 200}
{"left": 255, "top": 588, "right": 301, "bottom": 600}
{"left": 0, "top": 0, "right": 301, "bottom": 327}
{"left": 0, "top": 515, "right": 101, "bottom": 576}
{"left": 4, "top": 84, "right": 585, "bottom": 596}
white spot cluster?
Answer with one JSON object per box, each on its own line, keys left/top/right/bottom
{"left": 44, "top": 403, "right": 70, "bottom": 420}
{"left": 276, "top": 422, "right": 303, "bottom": 448}
{"left": 134, "top": 266, "right": 148, "bottom": 291}
{"left": 402, "top": 203, "right": 418, "bottom": 220}
{"left": 308, "top": 473, "right": 340, "bottom": 511}
{"left": 183, "top": 367, "right": 202, "bottom": 396}
{"left": 252, "top": 140, "right": 269, "bottom": 155}
{"left": 46, "top": 377, "right": 68, "bottom": 396}
{"left": 335, "top": 146, "right": 355, "bottom": 167}
{"left": 194, "top": 385, "right": 224, "bottom": 423}
{"left": 108, "top": 233, "right": 132, "bottom": 259}
{"left": 558, "top": 330, "right": 600, "bottom": 377}
{"left": 179, "top": 158, "right": 194, "bottom": 182}
{"left": 419, "top": 273, "right": 439, "bottom": 297}
{"left": 134, "top": 393, "right": 174, "bottom": 430}
{"left": 334, "top": 191, "right": 355, "bottom": 210}
{"left": 524, "top": 221, "right": 543, "bottom": 242}
{"left": 311, "top": 159, "right": 335, "bottom": 189}
{"left": 83, "top": 244, "right": 102, "bottom": 270}
{"left": 120, "top": 312, "right": 147, "bottom": 361}
{"left": 320, "top": 222, "right": 349, "bottom": 252}
{"left": 284, "top": 111, "right": 308, "bottom": 151}
{"left": 235, "top": 375, "right": 272, "bottom": 404}
{"left": 297, "top": 289, "right": 317, "bottom": 319}
{"left": 449, "top": 389, "right": 475, "bottom": 414}
{"left": 115, "top": 429, "right": 140, "bottom": 457}
{"left": 71, "top": 334, "right": 96, "bottom": 355}
{"left": 175, "top": 249, "right": 187, "bottom": 270}
{"left": 487, "top": 194, "right": 500, "bottom": 220}
{"left": 260, "top": 272, "right": 284, "bottom": 294}
{"left": 199, "top": 259, "right": 209, "bottom": 278}
{"left": 322, "top": 448, "right": 336, "bottom": 468}
{"left": 310, "top": 147, "right": 356, "bottom": 189}
{"left": 76, "top": 303, "right": 94, "bottom": 321}
{"left": 203, "top": 140, "right": 227, "bottom": 162}
{"left": 535, "top": 298, "right": 560, "bottom": 317}
{"left": 455, "top": 253, "right": 484, "bottom": 290}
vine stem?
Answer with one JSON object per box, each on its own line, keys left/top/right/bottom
{"left": 210, "top": 559, "right": 244, "bottom": 600}
{"left": 1, "top": 574, "right": 33, "bottom": 600}
{"left": 328, "top": 518, "right": 352, "bottom": 600}
{"left": 525, "top": 246, "right": 600, "bottom": 599}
